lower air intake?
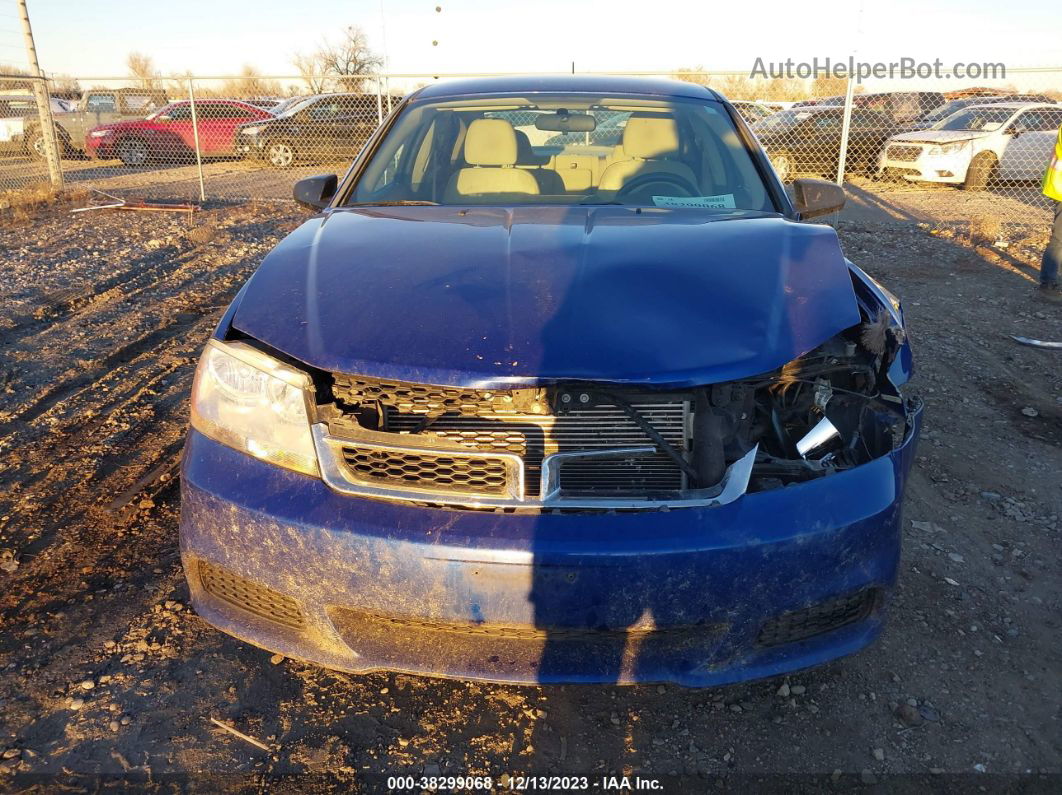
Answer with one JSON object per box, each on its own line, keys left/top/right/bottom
{"left": 756, "top": 589, "right": 878, "bottom": 647}
{"left": 198, "top": 560, "right": 305, "bottom": 630}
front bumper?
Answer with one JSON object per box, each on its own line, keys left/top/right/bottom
{"left": 235, "top": 132, "right": 265, "bottom": 156}
{"left": 84, "top": 136, "right": 113, "bottom": 159}
{"left": 877, "top": 146, "right": 969, "bottom": 184}
{"left": 180, "top": 401, "right": 921, "bottom": 686}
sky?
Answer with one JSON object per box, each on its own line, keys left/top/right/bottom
{"left": 3, "top": 0, "right": 1061, "bottom": 92}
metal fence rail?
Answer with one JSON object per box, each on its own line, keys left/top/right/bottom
{"left": 2, "top": 68, "right": 1060, "bottom": 226}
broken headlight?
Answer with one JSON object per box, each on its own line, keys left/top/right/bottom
{"left": 190, "top": 340, "right": 319, "bottom": 477}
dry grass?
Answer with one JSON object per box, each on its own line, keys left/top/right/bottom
{"left": 0, "top": 183, "right": 92, "bottom": 226}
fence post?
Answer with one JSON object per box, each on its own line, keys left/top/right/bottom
{"left": 376, "top": 77, "right": 384, "bottom": 123}
{"left": 187, "top": 78, "right": 206, "bottom": 203}
{"left": 17, "top": 0, "right": 63, "bottom": 189}
{"left": 835, "top": 76, "right": 855, "bottom": 186}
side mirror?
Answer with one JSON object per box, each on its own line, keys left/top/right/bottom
{"left": 792, "top": 177, "right": 845, "bottom": 220}
{"left": 293, "top": 174, "right": 338, "bottom": 211}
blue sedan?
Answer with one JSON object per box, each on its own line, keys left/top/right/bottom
{"left": 180, "top": 76, "right": 921, "bottom": 686}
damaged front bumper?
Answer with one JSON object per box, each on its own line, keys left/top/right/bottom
{"left": 179, "top": 397, "right": 921, "bottom": 687}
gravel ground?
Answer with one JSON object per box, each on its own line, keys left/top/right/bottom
{"left": 0, "top": 198, "right": 1058, "bottom": 791}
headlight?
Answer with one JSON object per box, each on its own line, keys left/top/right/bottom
{"left": 89, "top": 129, "right": 113, "bottom": 138}
{"left": 190, "top": 340, "right": 319, "bottom": 476}
{"left": 241, "top": 125, "right": 264, "bottom": 136}
{"left": 927, "top": 142, "right": 967, "bottom": 156}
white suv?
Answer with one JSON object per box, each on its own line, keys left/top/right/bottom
{"left": 877, "top": 102, "right": 1062, "bottom": 190}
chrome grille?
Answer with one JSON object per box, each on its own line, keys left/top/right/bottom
{"left": 886, "top": 144, "right": 923, "bottom": 162}
{"left": 386, "top": 402, "right": 688, "bottom": 496}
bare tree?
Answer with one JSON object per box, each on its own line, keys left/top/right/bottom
{"left": 293, "top": 52, "right": 330, "bottom": 93}
{"left": 126, "top": 52, "right": 161, "bottom": 90}
{"left": 761, "top": 77, "right": 807, "bottom": 102}
{"left": 221, "top": 64, "right": 282, "bottom": 98}
{"left": 809, "top": 76, "right": 848, "bottom": 99}
{"left": 293, "top": 26, "right": 382, "bottom": 94}
{"left": 672, "top": 66, "right": 711, "bottom": 87}
{"left": 718, "top": 74, "right": 756, "bottom": 99}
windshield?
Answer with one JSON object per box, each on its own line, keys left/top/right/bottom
{"left": 145, "top": 102, "right": 178, "bottom": 120}
{"left": 918, "top": 99, "right": 972, "bottom": 124}
{"left": 931, "top": 107, "right": 1013, "bottom": 131}
{"left": 346, "top": 93, "right": 773, "bottom": 211}
{"left": 274, "top": 96, "right": 318, "bottom": 118}
{"left": 271, "top": 96, "right": 306, "bottom": 115}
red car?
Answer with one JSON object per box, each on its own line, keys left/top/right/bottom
{"left": 86, "top": 99, "right": 272, "bottom": 166}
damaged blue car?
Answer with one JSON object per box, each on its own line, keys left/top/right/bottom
{"left": 180, "top": 76, "right": 922, "bottom": 686}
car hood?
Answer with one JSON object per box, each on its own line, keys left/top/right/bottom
{"left": 231, "top": 207, "right": 861, "bottom": 388}
{"left": 888, "top": 129, "right": 989, "bottom": 144}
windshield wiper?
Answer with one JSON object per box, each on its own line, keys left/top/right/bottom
{"left": 578, "top": 201, "right": 623, "bottom": 205}
{"left": 345, "top": 201, "right": 440, "bottom": 207}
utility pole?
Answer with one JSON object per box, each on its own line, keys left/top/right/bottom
{"left": 17, "top": 0, "right": 63, "bottom": 189}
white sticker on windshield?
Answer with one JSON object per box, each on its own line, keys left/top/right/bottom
{"left": 651, "top": 194, "right": 736, "bottom": 209}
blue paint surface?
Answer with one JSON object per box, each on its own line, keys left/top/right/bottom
{"left": 231, "top": 208, "right": 862, "bottom": 388}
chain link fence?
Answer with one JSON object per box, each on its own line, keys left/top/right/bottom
{"left": 2, "top": 68, "right": 1060, "bottom": 225}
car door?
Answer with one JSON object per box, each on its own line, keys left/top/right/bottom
{"left": 204, "top": 103, "right": 262, "bottom": 155}
{"left": 309, "top": 96, "right": 376, "bottom": 160}
{"left": 998, "top": 109, "right": 1062, "bottom": 180}
{"left": 801, "top": 111, "right": 843, "bottom": 173}
{"left": 848, "top": 111, "right": 895, "bottom": 168}
{"left": 0, "top": 100, "right": 20, "bottom": 149}
{"left": 156, "top": 103, "right": 195, "bottom": 155}
{"left": 189, "top": 103, "right": 234, "bottom": 155}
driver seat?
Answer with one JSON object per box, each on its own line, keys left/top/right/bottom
{"left": 597, "top": 115, "right": 698, "bottom": 194}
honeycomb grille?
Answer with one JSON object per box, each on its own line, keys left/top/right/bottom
{"left": 198, "top": 560, "right": 305, "bottom": 629}
{"left": 388, "top": 404, "right": 688, "bottom": 496}
{"left": 340, "top": 445, "right": 510, "bottom": 495}
{"left": 332, "top": 374, "right": 544, "bottom": 416}
{"left": 756, "top": 589, "right": 877, "bottom": 647}
{"left": 886, "top": 144, "right": 922, "bottom": 162}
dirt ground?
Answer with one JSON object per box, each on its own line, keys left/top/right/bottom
{"left": 0, "top": 196, "right": 1058, "bottom": 792}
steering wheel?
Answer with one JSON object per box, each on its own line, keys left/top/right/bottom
{"left": 614, "top": 172, "right": 699, "bottom": 203}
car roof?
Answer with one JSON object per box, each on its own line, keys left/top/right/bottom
{"left": 412, "top": 75, "right": 721, "bottom": 102}
{"left": 962, "top": 101, "right": 1060, "bottom": 111}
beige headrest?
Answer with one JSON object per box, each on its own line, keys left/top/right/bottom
{"left": 622, "top": 116, "right": 681, "bottom": 159}
{"left": 464, "top": 119, "right": 518, "bottom": 166}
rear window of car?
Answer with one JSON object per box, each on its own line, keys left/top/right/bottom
{"left": 347, "top": 93, "right": 774, "bottom": 212}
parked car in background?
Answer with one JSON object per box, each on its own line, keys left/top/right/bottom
{"left": 906, "top": 94, "right": 1061, "bottom": 131}
{"left": 86, "top": 99, "right": 272, "bottom": 166}
{"left": 806, "top": 92, "right": 946, "bottom": 126}
{"left": 234, "top": 93, "right": 378, "bottom": 168}
{"left": 268, "top": 95, "right": 308, "bottom": 115}
{"left": 33, "top": 88, "right": 168, "bottom": 158}
{"left": 731, "top": 100, "right": 774, "bottom": 125}
{"left": 753, "top": 106, "right": 898, "bottom": 181}
{"left": 180, "top": 75, "right": 921, "bottom": 687}
{"left": 878, "top": 102, "right": 1062, "bottom": 190}
{"left": 244, "top": 97, "right": 286, "bottom": 110}
{"left": 0, "top": 95, "right": 72, "bottom": 154}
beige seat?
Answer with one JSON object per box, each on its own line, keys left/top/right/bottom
{"left": 597, "top": 116, "right": 698, "bottom": 193}
{"left": 514, "top": 130, "right": 565, "bottom": 194}
{"left": 444, "top": 119, "right": 540, "bottom": 201}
